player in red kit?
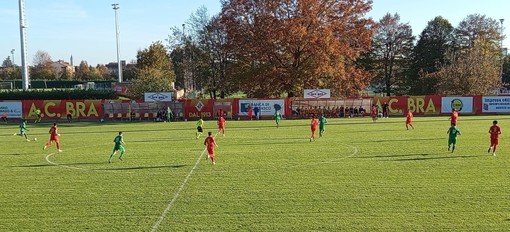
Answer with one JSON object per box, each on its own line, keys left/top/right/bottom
{"left": 406, "top": 110, "right": 414, "bottom": 130}
{"left": 204, "top": 131, "right": 218, "bottom": 164}
{"left": 217, "top": 116, "right": 226, "bottom": 136}
{"left": 371, "top": 104, "right": 377, "bottom": 122}
{"left": 44, "top": 122, "right": 62, "bottom": 152}
{"left": 488, "top": 120, "right": 501, "bottom": 156}
{"left": 310, "top": 115, "right": 319, "bottom": 142}
{"left": 450, "top": 109, "right": 458, "bottom": 125}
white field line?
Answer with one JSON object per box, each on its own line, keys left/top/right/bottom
{"left": 151, "top": 132, "right": 219, "bottom": 232}
{"left": 44, "top": 143, "right": 132, "bottom": 173}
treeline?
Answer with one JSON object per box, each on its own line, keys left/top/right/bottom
{"left": 2, "top": 0, "right": 509, "bottom": 98}
{"left": 0, "top": 89, "right": 118, "bottom": 100}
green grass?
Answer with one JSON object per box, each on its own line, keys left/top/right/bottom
{"left": 1, "top": 116, "right": 510, "bottom": 231}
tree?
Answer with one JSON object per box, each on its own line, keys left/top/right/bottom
{"left": 407, "top": 16, "right": 454, "bottom": 95}
{"left": 131, "top": 41, "right": 175, "bottom": 98}
{"left": 75, "top": 61, "right": 91, "bottom": 80}
{"left": 429, "top": 14, "right": 504, "bottom": 95}
{"left": 430, "top": 41, "right": 501, "bottom": 95}
{"left": 2, "top": 57, "right": 13, "bottom": 67}
{"left": 220, "top": 0, "right": 376, "bottom": 97}
{"left": 30, "top": 50, "right": 53, "bottom": 80}
{"left": 369, "top": 13, "right": 414, "bottom": 96}
{"left": 96, "top": 64, "right": 111, "bottom": 80}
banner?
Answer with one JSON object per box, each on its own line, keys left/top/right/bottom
{"left": 185, "top": 99, "right": 214, "bottom": 119}
{"left": 373, "top": 96, "right": 441, "bottom": 116}
{"left": 304, "top": 89, "right": 331, "bottom": 99}
{"left": 482, "top": 96, "right": 510, "bottom": 112}
{"left": 0, "top": 101, "right": 22, "bottom": 118}
{"left": 441, "top": 97, "right": 473, "bottom": 113}
{"left": 144, "top": 92, "right": 172, "bottom": 102}
{"left": 239, "top": 99, "right": 285, "bottom": 116}
{"left": 22, "top": 100, "right": 104, "bottom": 120}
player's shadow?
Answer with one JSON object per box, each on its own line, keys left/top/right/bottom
{"left": 96, "top": 164, "right": 187, "bottom": 171}
{"left": 356, "top": 153, "right": 431, "bottom": 159}
{"left": 0, "top": 153, "right": 24, "bottom": 156}
{"left": 370, "top": 138, "right": 443, "bottom": 142}
{"left": 13, "top": 164, "right": 54, "bottom": 168}
{"left": 391, "top": 155, "right": 477, "bottom": 161}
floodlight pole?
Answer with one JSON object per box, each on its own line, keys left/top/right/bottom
{"left": 18, "top": 0, "right": 29, "bottom": 90}
{"left": 10, "top": 49, "right": 15, "bottom": 66}
{"left": 112, "top": 3, "right": 122, "bottom": 83}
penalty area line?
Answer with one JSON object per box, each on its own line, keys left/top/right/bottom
{"left": 151, "top": 132, "right": 219, "bottom": 232}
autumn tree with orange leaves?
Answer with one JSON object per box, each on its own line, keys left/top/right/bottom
{"left": 220, "top": 0, "right": 375, "bottom": 97}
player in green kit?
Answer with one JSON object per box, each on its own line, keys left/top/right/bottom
{"left": 318, "top": 114, "right": 327, "bottom": 137}
{"left": 196, "top": 117, "right": 204, "bottom": 139}
{"left": 274, "top": 110, "right": 282, "bottom": 128}
{"left": 14, "top": 119, "right": 30, "bottom": 141}
{"left": 447, "top": 123, "right": 461, "bottom": 152}
{"left": 108, "top": 132, "right": 126, "bottom": 163}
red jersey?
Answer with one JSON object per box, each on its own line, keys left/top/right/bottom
{"left": 451, "top": 111, "right": 458, "bottom": 124}
{"left": 204, "top": 136, "right": 215, "bottom": 149}
{"left": 49, "top": 126, "right": 58, "bottom": 137}
{"left": 217, "top": 117, "right": 225, "bottom": 127}
{"left": 311, "top": 118, "right": 319, "bottom": 129}
{"left": 406, "top": 111, "right": 413, "bottom": 122}
{"left": 489, "top": 125, "right": 501, "bottom": 139}
{"left": 372, "top": 106, "right": 377, "bottom": 115}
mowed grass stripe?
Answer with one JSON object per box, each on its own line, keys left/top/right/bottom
{"left": 1, "top": 116, "right": 510, "bottom": 231}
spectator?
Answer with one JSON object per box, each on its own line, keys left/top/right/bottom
{"left": 66, "top": 111, "right": 72, "bottom": 122}
{"left": 382, "top": 102, "right": 389, "bottom": 118}
{"left": 1, "top": 112, "right": 7, "bottom": 123}
{"left": 254, "top": 106, "right": 260, "bottom": 120}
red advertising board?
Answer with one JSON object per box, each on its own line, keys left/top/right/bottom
{"left": 184, "top": 99, "right": 215, "bottom": 119}
{"left": 373, "top": 96, "right": 441, "bottom": 116}
{"left": 22, "top": 100, "right": 105, "bottom": 120}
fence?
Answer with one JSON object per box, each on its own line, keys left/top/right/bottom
{"left": 289, "top": 98, "right": 373, "bottom": 118}
{"left": 102, "top": 101, "right": 184, "bottom": 121}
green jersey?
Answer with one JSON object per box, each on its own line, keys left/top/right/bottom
{"left": 19, "top": 121, "right": 27, "bottom": 133}
{"left": 114, "top": 135, "right": 124, "bottom": 146}
{"left": 197, "top": 119, "right": 204, "bottom": 127}
{"left": 319, "top": 116, "right": 327, "bottom": 126}
{"left": 274, "top": 111, "right": 282, "bottom": 120}
{"left": 448, "top": 126, "right": 460, "bottom": 139}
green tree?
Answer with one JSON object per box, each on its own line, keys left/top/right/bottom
{"left": 131, "top": 41, "right": 175, "bottom": 98}
{"left": 2, "top": 56, "right": 13, "bottom": 67}
{"left": 431, "top": 41, "right": 501, "bottom": 95}
{"left": 408, "top": 16, "right": 454, "bottom": 95}
{"left": 369, "top": 13, "right": 414, "bottom": 96}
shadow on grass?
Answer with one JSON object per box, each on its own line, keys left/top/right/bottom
{"left": 0, "top": 153, "right": 24, "bottom": 156}
{"left": 14, "top": 162, "right": 106, "bottom": 168}
{"left": 356, "top": 153, "right": 432, "bottom": 159}
{"left": 95, "top": 164, "right": 187, "bottom": 171}
{"left": 370, "top": 137, "right": 443, "bottom": 142}
{"left": 13, "top": 163, "right": 54, "bottom": 168}
{"left": 391, "top": 155, "right": 477, "bottom": 161}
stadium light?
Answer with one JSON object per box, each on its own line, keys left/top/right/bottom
{"left": 10, "top": 49, "right": 15, "bottom": 66}
{"left": 18, "top": 0, "right": 30, "bottom": 90}
{"left": 112, "top": 3, "right": 122, "bottom": 83}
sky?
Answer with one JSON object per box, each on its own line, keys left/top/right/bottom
{"left": 1, "top": 0, "right": 509, "bottom": 67}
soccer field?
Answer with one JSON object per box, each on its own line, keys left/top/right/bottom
{"left": 1, "top": 116, "right": 510, "bottom": 231}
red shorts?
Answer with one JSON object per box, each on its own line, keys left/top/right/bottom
{"left": 50, "top": 136, "right": 59, "bottom": 142}
{"left": 207, "top": 147, "right": 215, "bottom": 156}
{"left": 491, "top": 138, "right": 499, "bottom": 146}
{"left": 406, "top": 120, "right": 412, "bottom": 124}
